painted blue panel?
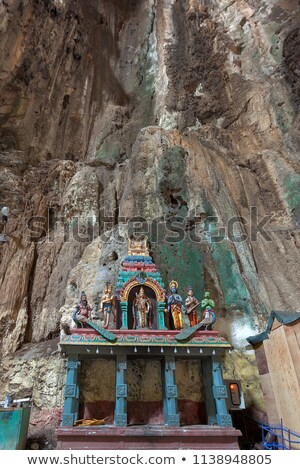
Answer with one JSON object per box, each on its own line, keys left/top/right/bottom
{"left": 0, "top": 408, "right": 31, "bottom": 450}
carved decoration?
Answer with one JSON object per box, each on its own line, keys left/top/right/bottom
{"left": 120, "top": 276, "right": 165, "bottom": 302}
{"left": 218, "top": 414, "right": 233, "bottom": 427}
{"left": 115, "top": 414, "right": 127, "bottom": 426}
{"left": 68, "top": 358, "right": 79, "bottom": 369}
{"left": 166, "top": 385, "right": 178, "bottom": 398}
{"left": 213, "top": 385, "right": 228, "bottom": 399}
{"left": 116, "top": 384, "right": 128, "bottom": 398}
{"left": 62, "top": 414, "right": 75, "bottom": 427}
{"left": 128, "top": 237, "right": 149, "bottom": 256}
{"left": 65, "top": 385, "right": 76, "bottom": 398}
{"left": 118, "top": 361, "right": 127, "bottom": 370}
{"left": 168, "top": 414, "right": 180, "bottom": 426}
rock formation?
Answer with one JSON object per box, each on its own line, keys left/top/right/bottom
{"left": 1, "top": 0, "right": 300, "bottom": 446}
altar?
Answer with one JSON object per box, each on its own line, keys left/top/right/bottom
{"left": 57, "top": 239, "right": 241, "bottom": 449}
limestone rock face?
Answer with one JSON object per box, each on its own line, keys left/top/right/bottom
{"left": 1, "top": 0, "right": 300, "bottom": 445}
{"left": 223, "top": 350, "right": 265, "bottom": 412}
{"left": 0, "top": 339, "right": 63, "bottom": 447}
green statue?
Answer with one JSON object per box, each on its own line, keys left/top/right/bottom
{"left": 201, "top": 291, "right": 215, "bottom": 312}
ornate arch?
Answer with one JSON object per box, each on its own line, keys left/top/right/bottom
{"left": 120, "top": 276, "right": 165, "bottom": 302}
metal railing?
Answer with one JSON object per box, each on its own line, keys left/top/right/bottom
{"left": 261, "top": 420, "right": 300, "bottom": 450}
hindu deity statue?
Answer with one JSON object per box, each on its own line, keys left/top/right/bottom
{"left": 100, "top": 282, "right": 115, "bottom": 329}
{"left": 72, "top": 291, "right": 92, "bottom": 328}
{"left": 201, "top": 291, "right": 215, "bottom": 313}
{"left": 185, "top": 287, "right": 200, "bottom": 327}
{"left": 132, "top": 287, "right": 152, "bottom": 329}
{"left": 166, "top": 280, "right": 183, "bottom": 330}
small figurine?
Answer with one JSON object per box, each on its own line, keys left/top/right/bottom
{"left": 185, "top": 287, "right": 200, "bottom": 327}
{"left": 167, "top": 280, "right": 183, "bottom": 330}
{"left": 100, "top": 282, "right": 115, "bottom": 329}
{"left": 132, "top": 287, "right": 152, "bottom": 329}
{"left": 175, "top": 303, "right": 217, "bottom": 341}
{"left": 202, "top": 305, "right": 216, "bottom": 330}
{"left": 201, "top": 291, "right": 215, "bottom": 312}
{"left": 72, "top": 291, "right": 92, "bottom": 328}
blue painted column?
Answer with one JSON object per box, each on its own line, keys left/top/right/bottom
{"left": 120, "top": 301, "right": 128, "bottom": 329}
{"left": 162, "top": 355, "right": 180, "bottom": 426}
{"left": 114, "top": 355, "right": 128, "bottom": 426}
{"left": 62, "top": 355, "right": 80, "bottom": 426}
{"left": 158, "top": 302, "right": 167, "bottom": 330}
{"left": 201, "top": 357, "right": 218, "bottom": 425}
{"left": 212, "top": 357, "right": 232, "bottom": 426}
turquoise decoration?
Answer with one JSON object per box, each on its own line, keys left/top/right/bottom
{"left": 163, "top": 356, "right": 180, "bottom": 426}
{"left": 120, "top": 301, "right": 128, "bottom": 329}
{"left": 175, "top": 313, "right": 216, "bottom": 342}
{"left": 201, "top": 358, "right": 218, "bottom": 425}
{"left": 212, "top": 358, "right": 232, "bottom": 427}
{"left": 114, "top": 355, "right": 127, "bottom": 427}
{"left": 136, "top": 272, "right": 147, "bottom": 284}
{"left": 85, "top": 320, "right": 117, "bottom": 342}
{"left": 62, "top": 355, "right": 80, "bottom": 427}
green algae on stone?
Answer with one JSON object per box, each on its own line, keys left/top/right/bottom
{"left": 96, "top": 142, "right": 121, "bottom": 163}
{"left": 151, "top": 235, "right": 205, "bottom": 301}
{"left": 209, "top": 241, "right": 253, "bottom": 318}
{"left": 223, "top": 350, "right": 265, "bottom": 412}
{"left": 283, "top": 173, "right": 300, "bottom": 213}
{"left": 251, "top": 50, "right": 260, "bottom": 61}
{"left": 272, "top": 157, "right": 300, "bottom": 216}
{"left": 273, "top": 103, "right": 293, "bottom": 133}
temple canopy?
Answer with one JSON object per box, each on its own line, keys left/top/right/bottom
{"left": 247, "top": 310, "right": 300, "bottom": 345}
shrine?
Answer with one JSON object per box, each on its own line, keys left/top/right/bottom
{"left": 57, "top": 238, "right": 241, "bottom": 449}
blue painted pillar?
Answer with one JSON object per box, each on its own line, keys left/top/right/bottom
{"left": 162, "top": 355, "right": 180, "bottom": 426}
{"left": 114, "top": 355, "right": 128, "bottom": 426}
{"left": 120, "top": 301, "right": 128, "bottom": 329}
{"left": 201, "top": 357, "right": 218, "bottom": 425}
{"left": 62, "top": 355, "right": 80, "bottom": 426}
{"left": 158, "top": 302, "right": 167, "bottom": 330}
{"left": 212, "top": 357, "right": 232, "bottom": 427}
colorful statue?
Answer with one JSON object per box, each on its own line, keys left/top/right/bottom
{"left": 201, "top": 291, "right": 215, "bottom": 312}
{"left": 72, "top": 291, "right": 92, "bottom": 328}
{"left": 202, "top": 305, "right": 217, "bottom": 330}
{"left": 132, "top": 287, "right": 152, "bottom": 329}
{"left": 167, "top": 281, "right": 183, "bottom": 330}
{"left": 100, "top": 282, "right": 115, "bottom": 329}
{"left": 185, "top": 287, "right": 200, "bottom": 327}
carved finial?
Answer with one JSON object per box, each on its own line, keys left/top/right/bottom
{"left": 127, "top": 236, "right": 149, "bottom": 256}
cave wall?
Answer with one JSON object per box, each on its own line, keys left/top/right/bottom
{"left": 1, "top": 0, "right": 300, "bottom": 445}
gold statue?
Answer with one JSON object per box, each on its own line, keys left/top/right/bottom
{"left": 128, "top": 236, "right": 149, "bottom": 256}
{"left": 100, "top": 282, "right": 115, "bottom": 329}
{"left": 166, "top": 280, "right": 183, "bottom": 330}
{"left": 132, "top": 287, "right": 152, "bottom": 329}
